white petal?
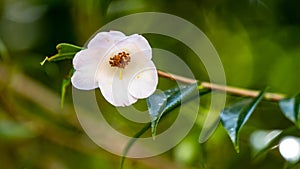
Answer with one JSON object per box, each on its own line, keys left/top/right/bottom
{"left": 114, "top": 34, "right": 152, "bottom": 60}
{"left": 92, "top": 32, "right": 155, "bottom": 106}
{"left": 87, "top": 31, "right": 126, "bottom": 49}
{"left": 71, "top": 48, "right": 105, "bottom": 90}
{"left": 96, "top": 54, "right": 138, "bottom": 107}
{"left": 98, "top": 76, "right": 138, "bottom": 107}
{"left": 128, "top": 63, "right": 158, "bottom": 98}
{"left": 71, "top": 70, "right": 97, "bottom": 90}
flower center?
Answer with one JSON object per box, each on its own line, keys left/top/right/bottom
{"left": 109, "top": 51, "right": 131, "bottom": 69}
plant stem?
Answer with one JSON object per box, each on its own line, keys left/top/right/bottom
{"left": 157, "top": 70, "right": 198, "bottom": 84}
{"left": 157, "top": 70, "right": 286, "bottom": 101}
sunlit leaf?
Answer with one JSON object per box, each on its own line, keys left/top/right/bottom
{"left": 40, "top": 43, "right": 83, "bottom": 65}
{"left": 279, "top": 93, "right": 300, "bottom": 128}
{"left": 147, "top": 83, "right": 206, "bottom": 139}
{"left": 250, "top": 126, "right": 300, "bottom": 166}
{"left": 250, "top": 130, "right": 282, "bottom": 155}
{"left": 220, "top": 88, "right": 266, "bottom": 153}
{"left": 250, "top": 127, "right": 299, "bottom": 160}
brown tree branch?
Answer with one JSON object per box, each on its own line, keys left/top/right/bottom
{"left": 157, "top": 70, "right": 286, "bottom": 101}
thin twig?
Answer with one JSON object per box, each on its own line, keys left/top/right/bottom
{"left": 157, "top": 70, "right": 286, "bottom": 101}
{"left": 157, "top": 70, "right": 198, "bottom": 84}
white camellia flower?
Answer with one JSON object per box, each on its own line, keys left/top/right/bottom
{"left": 71, "top": 31, "right": 158, "bottom": 107}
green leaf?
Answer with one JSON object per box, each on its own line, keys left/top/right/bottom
{"left": 121, "top": 84, "right": 210, "bottom": 169}
{"left": 146, "top": 86, "right": 179, "bottom": 139}
{"left": 250, "top": 127, "right": 299, "bottom": 160}
{"left": 250, "top": 129, "right": 282, "bottom": 155}
{"left": 40, "top": 43, "right": 82, "bottom": 107}
{"left": 61, "top": 68, "right": 74, "bottom": 108}
{"left": 147, "top": 83, "right": 204, "bottom": 139}
{"left": 40, "top": 43, "right": 83, "bottom": 65}
{"left": 220, "top": 88, "right": 266, "bottom": 153}
{"left": 279, "top": 93, "right": 300, "bottom": 128}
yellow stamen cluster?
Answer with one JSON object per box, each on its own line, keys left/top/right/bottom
{"left": 109, "top": 51, "right": 131, "bottom": 69}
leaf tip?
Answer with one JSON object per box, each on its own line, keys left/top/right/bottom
{"left": 234, "top": 144, "right": 240, "bottom": 153}
{"left": 152, "top": 134, "right": 156, "bottom": 140}
{"left": 40, "top": 56, "right": 49, "bottom": 66}
{"left": 151, "top": 127, "right": 157, "bottom": 140}
{"left": 234, "top": 145, "right": 240, "bottom": 154}
{"left": 56, "top": 43, "right": 62, "bottom": 50}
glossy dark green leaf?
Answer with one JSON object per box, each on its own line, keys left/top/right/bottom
{"left": 40, "top": 43, "right": 83, "bottom": 65}
{"left": 147, "top": 83, "right": 200, "bottom": 139}
{"left": 279, "top": 93, "right": 300, "bottom": 128}
{"left": 147, "top": 86, "right": 180, "bottom": 139}
{"left": 220, "top": 88, "right": 266, "bottom": 153}
{"left": 121, "top": 84, "right": 210, "bottom": 169}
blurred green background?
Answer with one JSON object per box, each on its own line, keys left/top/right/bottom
{"left": 0, "top": 0, "right": 300, "bottom": 169}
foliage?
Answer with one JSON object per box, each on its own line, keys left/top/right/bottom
{"left": 220, "top": 88, "right": 266, "bottom": 152}
{"left": 279, "top": 93, "right": 300, "bottom": 128}
{"left": 147, "top": 83, "right": 200, "bottom": 139}
{"left": 44, "top": 43, "right": 300, "bottom": 168}
{"left": 1, "top": 0, "right": 300, "bottom": 169}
